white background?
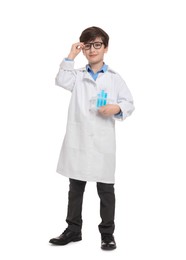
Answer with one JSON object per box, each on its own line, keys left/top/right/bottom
{"left": 0, "top": 0, "right": 186, "bottom": 259}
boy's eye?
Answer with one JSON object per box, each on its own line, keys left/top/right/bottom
{"left": 84, "top": 44, "right": 91, "bottom": 50}
{"left": 94, "top": 43, "right": 102, "bottom": 48}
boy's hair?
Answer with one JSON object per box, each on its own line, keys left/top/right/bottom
{"left": 79, "top": 26, "right": 109, "bottom": 48}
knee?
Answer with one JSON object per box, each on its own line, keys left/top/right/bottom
{"left": 97, "top": 182, "right": 114, "bottom": 194}
{"left": 69, "top": 179, "right": 86, "bottom": 193}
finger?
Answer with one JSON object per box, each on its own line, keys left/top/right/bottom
{"left": 76, "top": 42, "right": 84, "bottom": 50}
{"left": 99, "top": 108, "right": 107, "bottom": 115}
{"left": 98, "top": 107, "right": 104, "bottom": 113}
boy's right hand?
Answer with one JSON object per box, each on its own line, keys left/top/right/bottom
{"left": 67, "top": 42, "right": 84, "bottom": 60}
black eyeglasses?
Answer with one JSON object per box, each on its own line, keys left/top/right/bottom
{"left": 83, "top": 42, "right": 104, "bottom": 50}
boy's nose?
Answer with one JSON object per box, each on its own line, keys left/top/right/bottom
{"left": 90, "top": 45, "right": 96, "bottom": 51}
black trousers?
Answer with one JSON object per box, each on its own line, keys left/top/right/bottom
{"left": 66, "top": 178, "right": 115, "bottom": 234}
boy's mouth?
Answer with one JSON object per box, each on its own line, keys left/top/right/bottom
{"left": 89, "top": 54, "right": 97, "bottom": 57}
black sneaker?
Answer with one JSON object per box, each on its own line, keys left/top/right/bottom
{"left": 101, "top": 233, "right": 116, "bottom": 250}
{"left": 49, "top": 228, "right": 82, "bottom": 245}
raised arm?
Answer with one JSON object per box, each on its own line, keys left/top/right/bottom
{"left": 55, "top": 42, "right": 84, "bottom": 92}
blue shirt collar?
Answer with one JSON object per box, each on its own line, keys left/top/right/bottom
{"left": 86, "top": 63, "right": 108, "bottom": 73}
{"left": 86, "top": 63, "right": 108, "bottom": 81}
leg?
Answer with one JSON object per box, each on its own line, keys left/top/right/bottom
{"left": 97, "top": 182, "right": 115, "bottom": 234}
{"left": 66, "top": 178, "right": 86, "bottom": 233}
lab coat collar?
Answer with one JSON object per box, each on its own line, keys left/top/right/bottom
{"left": 78, "top": 66, "right": 116, "bottom": 75}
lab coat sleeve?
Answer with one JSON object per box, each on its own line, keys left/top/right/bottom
{"left": 55, "top": 59, "right": 77, "bottom": 92}
{"left": 114, "top": 77, "right": 135, "bottom": 121}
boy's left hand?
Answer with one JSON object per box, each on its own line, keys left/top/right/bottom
{"left": 98, "top": 104, "right": 121, "bottom": 117}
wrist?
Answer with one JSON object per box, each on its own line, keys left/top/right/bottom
{"left": 114, "top": 105, "right": 121, "bottom": 114}
{"left": 67, "top": 53, "right": 76, "bottom": 60}
{"left": 65, "top": 58, "right": 74, "bottom": 61}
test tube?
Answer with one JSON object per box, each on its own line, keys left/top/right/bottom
{"left": 97, "top": 93, "right": 101, "bottom": 108}
{"left": 100, "top": 90, "right": 104, "bottom": 106}
{"left": 103, "top": 92, "right": 107, "bottom": 105}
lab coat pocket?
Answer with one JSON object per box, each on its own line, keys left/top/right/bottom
{"left": 94, "top": 126, "right": 116, "bottom": 155}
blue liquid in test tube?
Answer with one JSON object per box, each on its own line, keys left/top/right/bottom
{"left": 97, "top": 90, "right": 108, "bottom": 108}
{"left": 100, "top": 90, "right": 105, "bottom": 106}
{"left": 97, "top": 93, "right": 101, "bottom": 108}
{"left": 103, "top": 92, "right": 107, "bottom": 105}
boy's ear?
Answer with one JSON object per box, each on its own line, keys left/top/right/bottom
{"left": 104, "top": 46, "right": 108, "bottom": 53}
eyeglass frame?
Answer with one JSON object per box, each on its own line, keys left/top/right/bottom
{"left": 83, "top": 42, "right": 104, "bottom": 50}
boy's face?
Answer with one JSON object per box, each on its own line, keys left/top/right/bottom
{"left": 82, "top": 37, "right": 108, "bottom": 66}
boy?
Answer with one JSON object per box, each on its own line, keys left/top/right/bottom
{"left": 49, "top": 26, "right": 134, "bottom": 250}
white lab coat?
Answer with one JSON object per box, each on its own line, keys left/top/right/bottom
{"left": 55, "top": 59, "right": 134, "bottom": 183}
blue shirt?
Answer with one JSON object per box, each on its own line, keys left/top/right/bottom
{"left": 86, "top": 64, "right": 108, "bottom": 81}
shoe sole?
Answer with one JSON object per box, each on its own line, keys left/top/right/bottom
{"left": 49, "top": 237, "right": 82, "bottom": 246}
{"left": 101, "top": 245, "right": 116, "bottom": 250}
